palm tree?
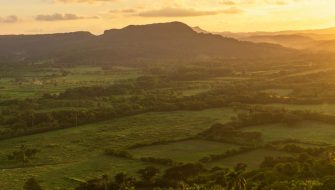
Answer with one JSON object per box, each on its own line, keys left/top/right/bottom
{"left": 226, "top": 164, "right": 247, "bottom": 190}
{"left": 23, "top": 177, "right": 43, "bottom": 190}
{"left": 101, "top": 174, "right": 109, "bottom": 190}
{"left": 226, "top": 171, "right": 247, "bottom": 190}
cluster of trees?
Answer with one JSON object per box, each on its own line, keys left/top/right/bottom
{"left": 7, "top": 145, "right": 40, "bottom": 166}
{"left": 75, "top": 163, "right": 247, "bottom": 190}
{"left": 200, "top": 123, "right": 262, "bottom": 145}
{"left": 147, "top": 65, "right": 234, "bottom": 81}
{"left": 57, "top": 76, "right": 173, "bottom": 99}
{"left": 104, "top": 149, "right": 133, "bottom": 159}
{"left": 199, "top": 147, "right": 256, "bottom": 163}
{"left": 266, "top": 141, "right": 326, "bottom": 156}
{"left": 104, "top": 148, "right": 180, "bottom": 166}
{"left": 23, "top": 177, "right": 43, "bottom": 190}
{"left": 250, "top": 145, "right": 335, "bottom": 189}
{"left": 140, "top": 157, "right": 179, "bottom": 166}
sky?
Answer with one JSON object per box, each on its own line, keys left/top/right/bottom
{"left": 1, "top": 0, "right": 335, "bottom": 35}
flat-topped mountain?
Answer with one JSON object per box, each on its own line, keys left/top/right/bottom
{"left": 0, "top": 22, "right": 293, "bottom": 64}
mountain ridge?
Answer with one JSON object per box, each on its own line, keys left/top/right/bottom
{"left": 0, "top": 22, "right": 294, "bottom": 65}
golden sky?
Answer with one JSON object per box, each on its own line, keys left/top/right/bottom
{"left": 1, "top": 0, "right": 335, "bottom": 34}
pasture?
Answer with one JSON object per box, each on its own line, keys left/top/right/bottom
{"left": 243, "top": 121, "right": 335, "bottom": 145}
{"left": 0, "top": 66, "right": 140, "bottom": 100}
{"left": 264, "top": 104, "right": 335, "bottom": 115}
{"left": 0, "top": 108, "right": 236, "bottom": 190}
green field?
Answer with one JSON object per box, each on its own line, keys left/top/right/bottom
{"left": 262, "top": 89, "right": 293, "bottom": 96}
{"left": 129, "top": 139, "right": 240, "bottom": 163}
{"left": 264, "top": 104, "right": 335, "bottom": 115}
{"left": 0, "top": 66, "right": 140, "bottom": 100}
{"left": 243, "top": 121, "right": 335, "bottom": 144}
{"left": 2, "top": 59, "right": 335, "bottom": 190}
{"left": 0, "top": 108, "right": 236, "bottom": 190}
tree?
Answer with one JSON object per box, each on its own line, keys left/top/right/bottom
{"left": 23, "top": 177, "right": 43, "bottom": 190}
{"left": 7, "top": 145, "right": 40, "bottom": 165}
{"left": 226, "top": 163, "right": 247, "bottom": 190}
{"left": 102, "top": 174, "right": 109, "bottom": 190}
{"left": 114, "top": 172, "right": 136, "bottom": 190}
{"left": 226, "top": 172, "right": 247, "bottom": 190}
{"left": 138, "top": 166, "right": 160, "bottom": 185}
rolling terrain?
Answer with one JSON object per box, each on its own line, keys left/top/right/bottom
{"left": 218, "top": 27, "right": 335, "bottom": 52}
{"left": 2, "top": 22, "right": 335, "bottom": 190}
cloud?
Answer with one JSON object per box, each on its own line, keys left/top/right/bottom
{"left": 36, "top": 13, "right": 97, "bottom": 21}
{"left": 0, "top": 15, "right": 19, "bottom": 23}
{"left": 222, "top": 7, "right": 243, "bottom": 14}
{"left": 221, "top": 0, "right": 236, "bottom": 5}
{"left": 54, "top": 0, "right": 115, "bottom": 3}
{"left": 110, "top": 9, "right": 137, "bottom": 14}
{"left": 122, "top": 9, "right": 136, "bottom": 13}
{"left": 225, "top": 0, "right": 291, "bottom": 6}
{"left": 137, "top": 7, "right": 242, "bottom": 17}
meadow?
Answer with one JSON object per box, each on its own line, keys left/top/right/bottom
{"left": 243, "top": 121, "right": 335, "bottom": 145}
{"left": 0, "top": 108, "right": 236, "bottom": 189}
{"left": 0, "top": 66, "right": 140, "bottom": 100}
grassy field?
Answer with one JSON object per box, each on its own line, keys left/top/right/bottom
{"left": 264, "top": 104, "right": 335, "bottom": 115}
{"left": 208, "top": 149, "right": 293, "bottom": 170}
{"left": 0, "top": 66, "right": 140, "bottom": 100}
{"left": 0, "top": 108, "right": 236, "bottom": 190}
{"left": 262, "top": 89, "right": 293, "bottom": 96}
{"left": 3, "top": 65, "right": 332, "bottom": 189}
{"left": 243, "top": 121, "right": 335, "bottom": 144}
{"left": 129, "top": 139, "right": 240, "bottom": 163}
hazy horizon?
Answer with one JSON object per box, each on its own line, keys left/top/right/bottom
{"left": 2, "top": 0, "right": 335, "bottom": 35}
{"left": 3, "top": 21, "right": 335, "bottom": 36}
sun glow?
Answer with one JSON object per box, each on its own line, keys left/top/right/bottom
{"left": 1, "top": 0, "right": 335, "bottom": 34}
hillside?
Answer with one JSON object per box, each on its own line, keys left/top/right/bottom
{"left": 240, "top": 35, "right": 316, "bottom": 49}
{"left": 219, "top": 27, "right": 335, "bottom": 51}
{"left": 0, "top": 22, "right": 293, "bottom": 65}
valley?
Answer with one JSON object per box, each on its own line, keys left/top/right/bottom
{"left": 2, "top": 22, "right": 335, "bottom": 190}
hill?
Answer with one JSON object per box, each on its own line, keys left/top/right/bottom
{"left": 240, "top": 34, "right": 316, "bottom": 49}
{"left": 218, "top": 26, "right": 335, "bottom": 51}
{"left": 0, "top": 22, "right": 293, "bottom": 65}
{"left": 192, "top": 26, "right": 210, "bottom": 34}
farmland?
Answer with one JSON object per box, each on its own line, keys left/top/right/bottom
{"left": 2, "top": 57, "right": 335, "bottom": 189}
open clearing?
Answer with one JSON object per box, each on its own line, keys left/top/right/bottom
{"left": 243, "top": 121, "right": 335, "bottom": 144}
{"left": 262, "top": 89, "right": 293, "bottom": 96}
{"left": 263, "top": 104, "right": 335, "bottom": 115}
{"left": 0, "top": 66, "right": 140, "bottom": 100}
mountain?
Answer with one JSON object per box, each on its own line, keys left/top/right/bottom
{"left": 0, "top": 32, "right": 95, "bottom": 63}
{"left": 0, "top": 22, "right": 293, "bottom": 65}
{"left": 240, "top": 34, "right": 316, "bottom": 49}
{"left": 192, "top": 26, "right": 209, "bottom": 34}
{"left": 218, "top": 27, "right": 335, "bottom": 51}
